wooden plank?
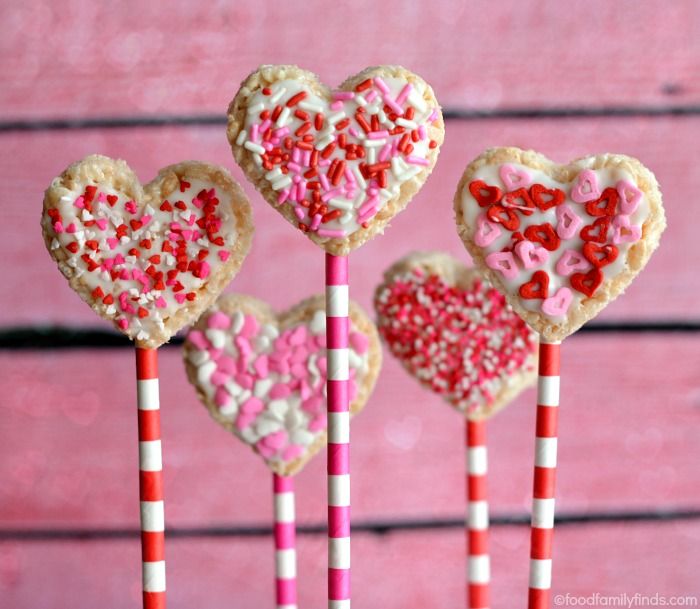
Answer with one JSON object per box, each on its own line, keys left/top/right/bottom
{"left": 1, "top": 335, "right": 698, "bottom": 527}
{"left": 1, "top": 521, "right": 698, "bottom": 608}
{"left": 2, "top": 117, "right": 697, "bottom": 327}
{"left": 1, "top": 1, "right": 699, "bottom": 120}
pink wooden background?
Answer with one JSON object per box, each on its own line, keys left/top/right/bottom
{"left": 1, "top": 1, "right": 699, "bottom": 607}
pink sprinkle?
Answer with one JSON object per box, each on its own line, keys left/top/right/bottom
{"left": 125, "top": 201, "right": 137, "bottom": 214}
{"left": 428, "top": 108, "right": 439, "bottom": 122}
{"left": 275, "top": 127, "right": 290, "bottom": 138}
{"left": 236, "top": 413, "right": 257, "bottom": 431}
{"left": 250, "top": 123, "right": 260, "bottom": 143}
{"left": 417, "top": 125, "right": 427, "bottom": 140}
{"left": 374, "top": 77, "right": 389, "bottom": 94}
{"left": 330, "top": 100, "right": 343, "bottom": 111}
{"left": 235, "top": 336, "right": 252, "bottom": 360}
{"left": 241, "top": 397, "right": 264, "bottom": 415}
{"left": 317, "top": 357, "right": 327, "bottom": 375}
{"left": 96, "top": 219, "right": 108, "bottom": 230}
{"left": 348, "top": 127, "right": 360, "bottom": 138}
{"left": 384, "top": 96, "right": 403, "bottom": 115}
{"left": 333, "top": 91, "right": 354, "bottom": 101}
{"left": 214, "top": 386, "right": 230, "bottom": 406}
{"left": 119, "top": 269, "right": 130, "bottom": 280}
{"left": 218, "top": 250, "right": 231, "bottom": 262}
{"left": 290, "top": 363, "right": 308, "bottom": 380}
{"left": 98, "top": 192, "right": 107, "bottom": 202}
{"left": 319, "top": 174, "right": 330, "bottom": 191}
{"left": 254, "top": 355, "right": 269, "bottom": 378}
{"left": 155, "top": 297, "right": 167, "bottom": 308}
{"left": 174, "top": 293, "right": 186, "bottom": 304}
{"left": 66, "top": 223, "right": 77, "bottom": 233}
{"left": 102, "top": 258, "right": 115, "bottom": 271}
{"left": 74, "top": 196, "right": 85, "bottom": 209}
{"left": 309, "top": 414, "right": 327, "bottom": 432}
{"left": 406, "top": 155, "right": 430, "bottom": 166}
{"left": 368, "top": 130, "right": 389, "bottom": 140}
{"left": 263, "top": 430, "right": 288, "bottom": 450}
{"left": 240, "top": 314, "right": 259, "bottom": 339}
{"left": 217, "top": 355, "right": 237, "bottom": 375}
{"left": 379, "top": 143, "right": 391, "bottom": 162}
{"left": 349, "top": 332, "right": 370, "bottom": 355}
{"left": 192, "top": 197, "right": 203, "bottom": 209}
{"left": 270, "top": 383, "right": 291, "bottom": 399}
{"left": 395, "top": 83, "right": 413, "bottom": 106}
{"left": 256, "top": 438, "right": 276, "bottom": 458}
{"left": 53, "top": 221, "right": 64, "bottom": 233}
{"left": 365, "top": 90, "right": 378, "bottom": 103}
{"left": 114, "top": 253, "right": 125, "bottom": 265}
{"left": 282, "top": 444, "right": 304, "bottom": 462}
{"left": 141, "top": 214, "right": 152, "bottom": 225}
{"left": 199, "top": 261, "right": 211, "bottom": 279}
{"left": 117, "top": 318, "right": 128, "bottom": 330}
{"left": 310, "top": 214, "right": 322, "bottom": 230}
{"left": 207, "top": 311, "right": 231, "bottom": 330}
{"left": 234, "top": 373, "right": 254, "bottom": 390}
{"left": 259, "top": 119, "right": 271, "bottom": 134}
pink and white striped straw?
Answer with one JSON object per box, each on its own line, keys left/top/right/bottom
{"left": 466, "top": 419, "right": 489, "bottom": 609}
{"left": 273, "top": 474, "right": 297, "bottom": 609}
{"left": 136, "top": 347, "right": 166, "bottom": 609}
{"left": 325, "top": 253, "right": 351, "bottom": 608}
{"left": 527, "top": 339, "right": 561, "bottom": 609}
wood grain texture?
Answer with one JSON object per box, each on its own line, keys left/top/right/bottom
{"left": 1, "top": 1, "right": 699, "bottom": 120}
{"left": 4, "top": 117, "right": 696, "bottom": 327}
{"left": 1, "top": 336, "right": 698, "bottom": 528}
{"left": 1, "top": 521, "right": 699, "bottom": 608}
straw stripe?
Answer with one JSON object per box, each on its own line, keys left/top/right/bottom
{"left": 528, "top": 340, "right": 561, "bottom": 609}
{"left": 326, "top": 253, "right": 350, "bottom": 608}
{"left": 136, "top": 348, "right": 165, "bottom": 609}
{"left": 273, "top": 474, "right": 297, "bottom": 609}
{"left": 466, "top": 419, "right": 490, "bottom": 609}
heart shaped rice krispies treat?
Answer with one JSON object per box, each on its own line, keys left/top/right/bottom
{"left": 375, "top": 252, "right": 537, "bottom": 420}
{"left": 41, "top": 155, "right": 253, "bottom": 348}
{"left": 454, "top": 147, "right": 666, "bottom": 341}
{"left": 227, "top": 64, "right": 444, "bottom": 255}
{"left": 183, "top": 293, "right": 381, "bottom": 476}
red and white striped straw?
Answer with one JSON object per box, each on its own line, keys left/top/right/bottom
{"left": 325, "top": 253, "right": 351, "bottom": 609}
{"left": 273, "top": 474, "right": 297, "bottom": 609}
{"left": 135, "top": 347, "right": 166, "bottom": 609}
{"left": 466, "top": 419, "right": 490, "bottom": 609}
{"left": 527, "top": 339, "right": 561, "bottom": 609}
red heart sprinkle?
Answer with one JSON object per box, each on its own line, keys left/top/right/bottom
{"left": 529, "top": 183, "right": 565, "bottom": 211}
{"left": 487, "top": 204, "right": 520, "bottom": 231}
{"left": 583, "top": 242, "right": 619, "bottom": 268}
{"left": 160, "top": 201, "right": 173, "bottom": 212}
{"left": 523, "top": 223, "right": 560, "bottom": 251}
{"left": 469, "top": 180, "right": 502, "bottom": 206}
{"left": 580, "top": 217, "right": 611, "bottom": 243}
{"left": 106, "top": 195, "right": 118, "bottom": 207}
{"left": 502, "top": 187, "right": 536, "bottom": 216}
{"left": 585, "top": 187, "right": 619, "bottom": 217}
{"left": 571, "top": 268, "right": 603, "bottom": 297}
{"left": 519, "top": 270, "right": 550, "bottom": 299}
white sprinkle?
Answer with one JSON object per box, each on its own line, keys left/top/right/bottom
{"left": 244, "top": 141, "right": 265, "bottom": 155}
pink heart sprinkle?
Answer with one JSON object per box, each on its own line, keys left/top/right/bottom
{"left": 514, "top": 240, "right": 549, "bottom": 269}
{"left": 207, "top": 311, "right": 231, "bottom": 330}
{"left": 218, "top": 250, "right": 231, "bottom": 262}
{"left": 240, "top": 315, "right": 259, "bottom": 339}
{"left": 556, "top": 204, "right": 583, "bottom": 239}
{"left": 542, "top": 287, "right": 573, "bottom": 317}
{"left": 262, "top": 430, "right": 288, "bottom": 451}
{"left": 214, "top": 386, "right": 231, "bottom": 407}
{"left": 474, "top": 213, "right": 502, "bottom": 247}
{"left": 269, "top": 383, "right": 291, "bottom": 399}
{"left": 187, "top": 330, "right": 209, "bottom": 351}
{"left": 235, "top": 413, "right": 257, "bottom": 431}
{"left": 349, "top": 331, "right": 369, "bottom": 355}
{"left": 612, "top": 214, "right": 642, "bottom": 244}
{"left": 241, "top": 397, "right": 264, "bottom": 414}
{"left": 616, "top": 179, "right": 642, "bottom": 215}
{"left": 499, "top": 163, "right": 532, "bottom": 190}
{"left": 282, "top": 444, "right": 304, "bottom": 462}
{"left": 309, "top": 414, "right": 327, "bottom": 432}
{"left": 485, "top": 251, "right": 519, "bottom": 279}
{"left": 174, "top": 293, "right": 186, "bottom": 304}
{"left": 571, "top": 169, "right": 600, "bottom": 203}
{"left": 555, "top": 250, "right": 592, "bottom": 276}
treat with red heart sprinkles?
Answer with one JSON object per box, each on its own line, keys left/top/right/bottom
{"left": 454, "top": 147, "right": 665, "bottom": 609}
{"left": 227, "top": 64, "right": 444, "bottom": 255}
{"left": 42, "top": 155, "right": 253, "bottom": 348}
{"left": 454, "top": 147, "right": 665, "bottom": 342}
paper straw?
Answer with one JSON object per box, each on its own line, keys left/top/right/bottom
{"left": 136, "top": 347, "right": 166, "bottom": 609}
{"left": 325, "top": 253, "right": 351, "bottom": 609}
{"left": 273, "top": 474, "right": 297, "bottom": 609}
{"left": 527, "top": 339, "right": 561, "bottom": 609}
{"left": 466, "top": 419, "right": 490, "bottom": 609}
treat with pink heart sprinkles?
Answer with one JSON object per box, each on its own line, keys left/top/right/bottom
{"left": 454, "top": 147, "right": 666, "bottom": 609}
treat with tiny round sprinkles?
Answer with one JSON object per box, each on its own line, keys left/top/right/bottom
{"left": 183, "top": 293, "right": 381, "bottom": 476}
{"left": 41, "top": 155, "right": 254, "bottom": 347}
{"left": 227, "top": 64, "right": 444, "bottom": 255}
{"left": 374, "top": 251, "right": 538, "bottom": 420}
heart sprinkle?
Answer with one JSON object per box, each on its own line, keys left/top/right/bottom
{"left": 460, "top": 163, "right": 648, "bottom": 319}
{"left": 185, "top": 302, "right": 376, "bottom": 472}
{"left": 375, "top": 264, "right": 537, "bottom": 414}
{"left": 237, "top": 76, "right": 440, "bottom": 239}
{"left": 43, "top": 165, "right": 242, "bottom": 343}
